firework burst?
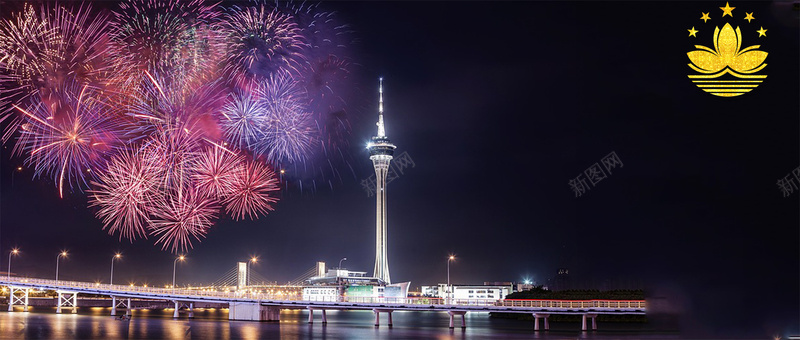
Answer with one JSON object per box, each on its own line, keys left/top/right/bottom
{"left": 0, "top": 3, "right": 114, "bottom": 107}
{"left": 111, "top": 0, "right": 220, "bottom": 76}
{"left": 149, "top": 187, "right": 219, "bottom": 253}
{"left": 220, "top": 90, "right": 266, "bottom": 150}
{"left": 191, "top": 144, "right": 243, "bottom": 199}
{"left": 12, "top": 82, "right": 120, "bottom": 197}
{"left": 220, "top": 4, "right": 305, "bottom": 84}
{"left": 89, "top": 149, "right": 161, "bottom": 241}
{"left": 224, "top": 160, "right": 280, "bottom": 221}
{"left": 257, "top": 73, "right": 316, "bottom": 166}
{"left": 0, "top": 1, "right": 354, "bottom": 253}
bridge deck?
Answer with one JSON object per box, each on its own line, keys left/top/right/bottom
{"left": 1, "top": 277, "right": 646, "bottom": 315}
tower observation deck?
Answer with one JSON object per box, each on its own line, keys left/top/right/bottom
{"left": 367, "top": 78, "right": 396, "bottom": 284}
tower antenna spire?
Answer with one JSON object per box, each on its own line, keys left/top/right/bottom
{"left": 377, "top": 77, "right": 385, "bottom": 137}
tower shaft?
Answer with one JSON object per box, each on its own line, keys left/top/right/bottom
{"left": 372, "top": 154, "right": 392, "bottom": 284}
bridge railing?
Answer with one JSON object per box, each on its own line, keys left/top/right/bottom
{"left": 310, "top": 296, "right": 646, "bottom": 309}
{"left": 498, "top": 299, "right": 646, "bottom": 309}
{"left": 1, "top": 277, "right": 645, "bottom": 310}
{"left": 0, "top": 277, "right": 259, "bottom": 300}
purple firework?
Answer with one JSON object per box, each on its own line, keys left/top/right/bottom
{"left": 12, "top": 82, "right": 120, "bottom": 197}
{"left": 256, "top": 73, "right": 316, "bottom": 166}
{"left": 220, "top": 90, "right": 267, "bottom": 150}
{"left": 0, "top": 3, "right": 114, "bottom": 111}
{"left": 220, "top": 4, "right": 306, "bottom": 85}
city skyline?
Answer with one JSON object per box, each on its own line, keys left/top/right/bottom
{"left": 0, "top": 1, "right": 797, "bottom": 337}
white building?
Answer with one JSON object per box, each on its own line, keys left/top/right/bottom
{"left": 302, "top": 286, "right": 340, "bottom": 302}
{"left": 420, "top": 284, "right": 512, "bottom": 302}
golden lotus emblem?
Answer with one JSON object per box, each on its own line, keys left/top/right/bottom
{"left": 687, "top": 3, "right": 768, "bottom": 97}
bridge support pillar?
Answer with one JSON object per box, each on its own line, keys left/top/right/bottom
{"left": 173, "top": 301, "right": 180, "bottom": 318}
{"left": 265, "top": 306, "right": 280, "bottom": 321}
{"left": 111, "top": 296, "right": 132, "bottom": 316}
{"left": 373, "top": 309, "right": 393, "bottom": 327}
{"left": 56, "top": 291, "right": 77, "bottom": 314}
{"left": 189, "top": 302, "right": 194, "bottom": 318}
{"left": 7, "top": 286, "right": 29, "bottom": 312}
{"left": 582, "top": 313, "right": 598, "bottom": 331}
{"left": 447, "top": 311, "right": 466, "bottom": 329}
{"left": 307, "top": 307, "right": 327, "bottom": 324}
{"left": 533, "top": 313, "right": 549, "bottom": 331}
{"left": 229, "top": 302, "right": 271, "bottom": 321}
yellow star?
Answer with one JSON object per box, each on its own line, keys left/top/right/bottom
{"left": 720, "top": 2, "right": 735, "bottom": 17}
{"left": 757, "top": 26, "right": 767, "bottom": 37}
{"left": 688, "top": 27, "right": 699, "bottom": 37}
{"left": 744, "top": 12, "right": 755, "bottom": 23}
{"left": 700, "top": 12, "right": 711, "bottom": 23}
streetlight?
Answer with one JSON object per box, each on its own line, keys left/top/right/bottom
{"left": 338, "top": 257, "right": 347, "bottom": 269}
{"left": 55, "top": 251, "right": 68, "bottom": 284}
{"left": 110, "top": 253, "right": 121, "bottom": 285}
{"left": 7, "top": 248, "right": 19, "bottom": 280}
{"left": 248, "top": 257, "right": 258, "bottom": 286}
{"left": 172, "top": 255, "right": 185, "bottom": 290}
{"left": 447, "top": 255, "right": 455, "bottom": 304}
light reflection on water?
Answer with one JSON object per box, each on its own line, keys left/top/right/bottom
{"left": 0, "top": 307, "right": 676, "bottom": 339}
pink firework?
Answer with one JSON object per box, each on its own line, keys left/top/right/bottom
{"left": 224, "top": 160, "right": 280, "bottom": 221}
{"left": 138, "top": 124, "right": 202, "bottom": 194}
{"left": 191, "top": 144, "right": 244, "bottom": 199}
{"left": 89, "top": 149, "right": 161, "bottom": 241}
{"left": 149, "top": 187, "right": 219, "bottom": 253}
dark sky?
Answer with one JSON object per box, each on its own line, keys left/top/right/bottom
{"left": 0, "top": 1, "right": 798, "bottom": 337}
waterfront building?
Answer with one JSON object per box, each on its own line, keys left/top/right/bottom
{"left": 420, "top": 283, "right": 512, "bottom": 302}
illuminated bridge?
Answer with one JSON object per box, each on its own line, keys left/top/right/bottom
{"left": 1, "top": 276, "right": 645, "bottom": 331}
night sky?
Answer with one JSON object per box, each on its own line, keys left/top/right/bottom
{"left": 0, "top": 1, "right": 798, "bottom": 337}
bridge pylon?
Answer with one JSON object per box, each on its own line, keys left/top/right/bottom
{"left": 56, "top": 291, "right": 78, "bottom": 314}
{"left": 111, "top": 296, "right": 131, "bottom": 316}
{"left": 171, "top": 300, "right": 194, "bottom": 318}
{"left": 7, "top": 286, "right": 29, "bottom": 312}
